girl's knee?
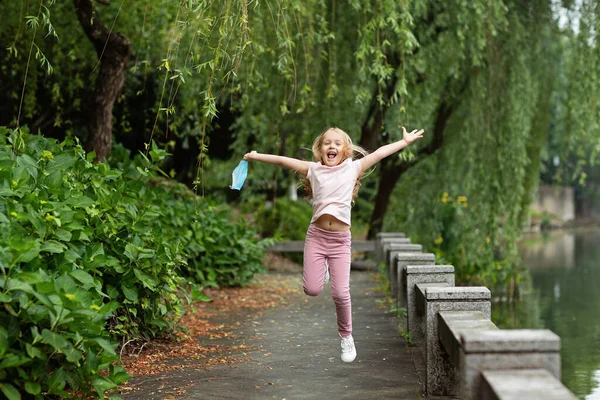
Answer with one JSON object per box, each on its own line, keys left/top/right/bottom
{"left": 331, "top": 291, "right": 350, "bottom": 303}
{"left": 304, "top": 285, "right": 323, "bottom": 297}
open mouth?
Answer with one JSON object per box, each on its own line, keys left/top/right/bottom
{"left": 327, "top": 151, "right": 337, "bottom": 160}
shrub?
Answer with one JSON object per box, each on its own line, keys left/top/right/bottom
{"left": 252, "top": 197, "right": 313, "bottom": 241}
{"left": 0, "top": 127, "right": 270, "bottom": 398}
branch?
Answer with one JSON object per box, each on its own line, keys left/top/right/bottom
{"left": 74, "top": 0, "right": 129, "bottom": 57}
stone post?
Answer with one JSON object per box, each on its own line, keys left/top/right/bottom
{"left": 420, "top": 286, "right": 491, "bottom": 396}
{"left": 405, "top": 265, "right": 455, "bottom": 344}
{"left": 394, "top": 253, "right": 435, "bottom": 308}
{"left": 460, "top": 329, "right": 561, "bottom": 400}
{"left": 375, "top": 232, "right": 406, "bottom": 264}
{"left": 386, "top": 244, "right": 422, "bottom": 291}
{"left": 382, "top": 240, "right": 412, "bottom": 270}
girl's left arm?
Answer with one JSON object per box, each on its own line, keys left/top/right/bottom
{"left": 360, "top": 127, "right": 424, "bottom": 172}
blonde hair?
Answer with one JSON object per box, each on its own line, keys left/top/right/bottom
{"left": 301, "top": 127, "right": 369, "bottom": 201}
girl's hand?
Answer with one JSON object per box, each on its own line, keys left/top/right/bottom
{"left": 244, "top": 151, "right": 257, "bottom": 161}
{"left": 402, "top": 127, "right": 425, "bottom": 144}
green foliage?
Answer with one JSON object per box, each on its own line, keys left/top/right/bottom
{"left": 1, "top": 0, "right": 599, "bottom": 292}
{"left": 251, "top": 197, "right": 313, "bottom": 241}
{"left": 0, "top": 127, "right": 270, "bottom": 398}
{"left": 176, "top": 203, "right": 273, "bottom": 288}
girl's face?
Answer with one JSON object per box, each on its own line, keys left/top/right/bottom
{"left": 320, "top": 129, "right": 346, "bottom": 166}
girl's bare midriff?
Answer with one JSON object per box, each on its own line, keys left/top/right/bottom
{"left": 313, "top": 214, "right": 350, "bottom": 232}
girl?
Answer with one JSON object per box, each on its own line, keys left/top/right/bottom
{"left": 244, "top": 126, "right": 424, "bottom": 362}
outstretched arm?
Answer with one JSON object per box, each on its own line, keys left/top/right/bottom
{"left": 244, "top": 151, "right": 310, "bottom": 176}
{"left": 360, "top": 127, "right": 424, "bottom": 172}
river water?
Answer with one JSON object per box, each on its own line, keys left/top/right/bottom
{"left": 492, "top": 230, "right": 600, "bottom": 399}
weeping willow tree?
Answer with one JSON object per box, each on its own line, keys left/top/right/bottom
{"left": 1, "top": 0, "right": 599, "bottom": 285}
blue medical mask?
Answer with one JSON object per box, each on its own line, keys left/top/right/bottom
{"left": 230, "top": 160, "right": 248, "bottom": 190}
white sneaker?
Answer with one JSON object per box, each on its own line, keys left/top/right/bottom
{"left": 340, "top": 335, "right": 357, "bottom": 362}
{"left": 324, "top": 260, "right": 330, "bottom": 285}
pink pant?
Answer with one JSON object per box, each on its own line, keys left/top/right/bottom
{"left": 303, "top": 224, "right": 352, "bottom": 338}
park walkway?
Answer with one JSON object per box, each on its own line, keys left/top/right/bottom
{"left": 123, "top": 270, "right": 425, "bottom": 399}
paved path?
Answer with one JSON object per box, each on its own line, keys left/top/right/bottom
{"left": 124, "top": 270, "right": 425, "bottom": 399}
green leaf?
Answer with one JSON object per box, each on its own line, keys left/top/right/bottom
{"left": 13, "top": 242, "right": 41, "bottom": 263}
{"left": 45, "top": 170, "right": 62, "bottom": 188}
{"left": 16, "top": 270, "right": 47, "bottom": 285}
{"left": 88, "top": 243, "right": 105, "bottom": 260}
{"left": 123, "top": 244, "right": 138, "bottom": 261}
{"left": 47, "top": 367, "right": 67, "bottom": 392}
{"left": 92, "top": 376, "right": 117, "bottom": 398}
{"left": 0, "top": 354, "right": 31, "bottom": 368}
{"left": 0, "top": 327, "right": 8, "bottom": 356}
{"left": 25, "top": 382, "right": 41, "bottom": 395}
{"left": 98, "top": 300, "right": 120, "bottom": 315}
{"left": 41, "top": 329, "right": 69, "bottom": 350}
{"left": 25, "top": 343, "right": 43, "bottom": 359}
{"left": 89, "top": 337, "right": 117, "bottom": 357}
{"left": 18, "top": 154, "right": 39, "bottom": 180}
{"left": 70, "top": 270, "right": 95, "bottom": 288}
{"left": 121, "top": 284, "right": 138, "bottom": 302}
{"left": 110, "top": 365, "right": 131, "bottom": 385}
{"left": 0, "top": 383, "right": 21, "bottom": 400}
{"left": 41, "top": 240, "right": 66, "bottom": 254}
{"left": 133, "top": 269, "right": 156, "bottom": 289}
{"left": 54, "top": 228, "right": 72, "bottom": 241}
{"left": 47, "top": 153, "right": 76, "bottom": 171}
{"left": 6, "top": 279, "right": 33, "bottom": 294}
{"left": 192, "top": 286, "right": 211, "bottom": 302}
{"left": 69, "top": 195, "right": 95, "bottom": 208}
{"left": 64, "top": 346, "right": 83, "bottom": 363}
{"left": 32, "top": 291, "right": 54, "bottom": 308}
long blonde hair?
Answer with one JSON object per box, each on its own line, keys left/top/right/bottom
{"left": 301, "top": 127, "right": 368, "bottom": 201}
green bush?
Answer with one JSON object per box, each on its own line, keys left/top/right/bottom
{"left": 0, "top": 127, "right": 270, "bottom": 399}
{"left": 240, "top": 197, "right": 312, "bottom": 264}
{"left": 252, "top": 197, "right": 313, "bottom": 241}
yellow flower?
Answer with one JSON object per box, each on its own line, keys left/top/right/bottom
{"left": 457, "top": 196, "right": 467, "bottom": 203}
{"left": 65, "top": 294, "right": 75, "bottom": 300}
{"left": 45, "top": 214, "right": 55, "bottom": 222}
{"left": 90, "top": 304, "right": 100, "bottom": 311}
{"left": 42, "top": 150, "right": 54, "bottom": 159}
{"left": 434, "top": 236, "right": 444, "bottom": 245}
{"left": 485, "top": 236, "right": 491, "bottom": 244}
{"left": 441, "top": 192, "right": 449, "bottom": 203}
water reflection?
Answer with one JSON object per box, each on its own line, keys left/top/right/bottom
{"left": 492, "top": 230, "right": 600, "bottom": 400}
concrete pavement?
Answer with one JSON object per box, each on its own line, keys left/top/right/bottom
{"left": 123, "top": 270, "right": 425, "bottom": 399}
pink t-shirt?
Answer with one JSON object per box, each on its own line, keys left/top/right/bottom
{"left": 307, "top": 158, "right": 363, "bottom": 226}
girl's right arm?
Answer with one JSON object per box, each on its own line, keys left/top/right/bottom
{"left": 244, "top": 151, "right": 310, "bottom": 176}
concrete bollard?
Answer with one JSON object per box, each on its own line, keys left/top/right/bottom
{"left": 375, "top": 232, "right": 406, "bottom": 264}
{"left": 395, "top": 253, "right": 435, "bottom": 308}
{"left": 480, "top": 369, "right": 576, "bottom": 400}
{"left": 382, "top": 239, "right": 412, "bottom": 270}
{"left": 405, "top": 265, "right": 455, "bottom": 344}
{"left": 460, "top": 329, "right": 562, "bottom": 400}
{"left": 418, "top": 285, "right": 491, "bottom": 396}
{"left": 386, "top": 244, "right": 422, "bottom": 293}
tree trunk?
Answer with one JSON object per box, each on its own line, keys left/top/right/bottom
{"left": 365, "top": 79, "right": 463, "bottom": 238}
{"left": 75, "top": 0, "right": 130, "bottom": 162}
{"left": 368, "top": 159, "right": 404, "bottom": 237}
